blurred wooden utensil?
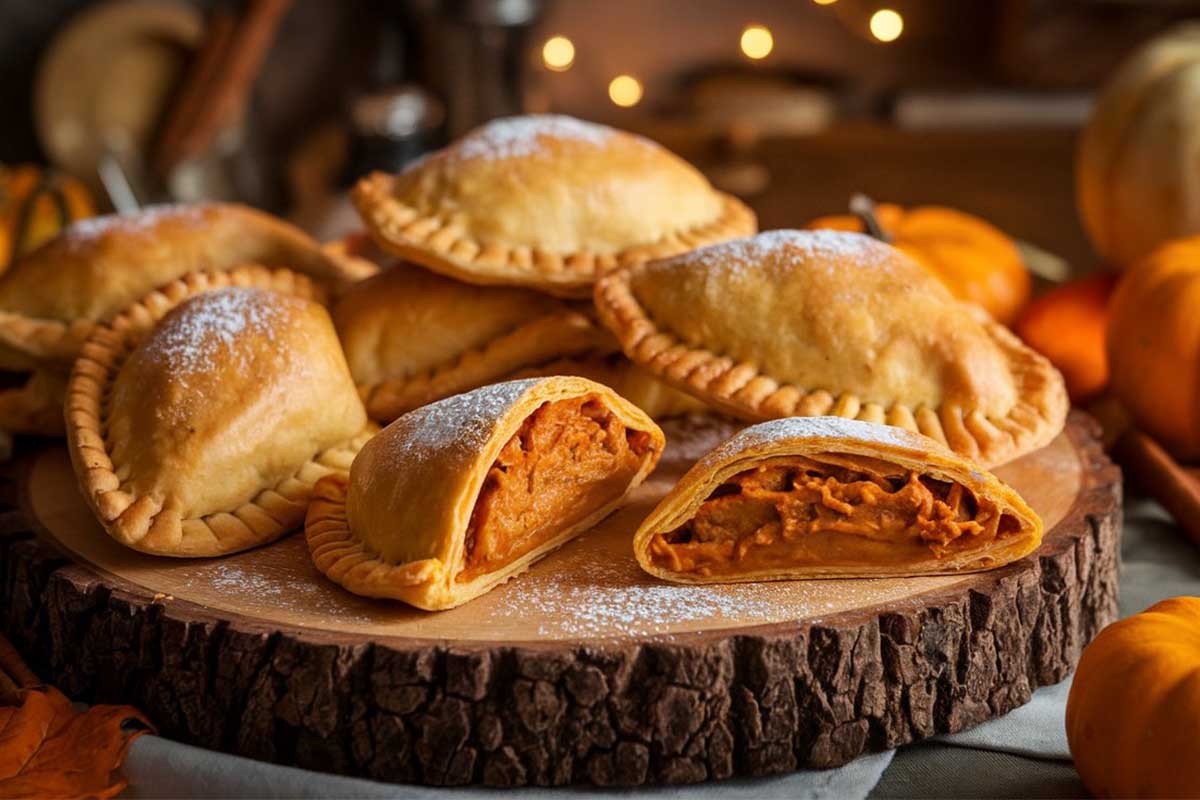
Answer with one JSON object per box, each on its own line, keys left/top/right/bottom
{"left": 34, "top": 0, "right": 203, "bottom": 194}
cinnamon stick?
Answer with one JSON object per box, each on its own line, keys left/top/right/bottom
{"left": 154, "top": 0, "right": 293, "bottom": 176}
{"left": 1113, "top": 429, "right": 1200, "bottom": 548}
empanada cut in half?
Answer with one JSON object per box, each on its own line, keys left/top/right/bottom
{"left": 352, "top": 114, "right": 756, "bottom": 297}
{"left": 635, "top": 416, "right": 1043, "bottom": 584}
{"left": 595, "top": 229, "right": 1068, "bottom": 467}
{"left": 0, "top": 202, "right": 375, "bottom": 370}
{"left": 333, "top": 263, "right": 697, "bottom": 421}
{"left": 66, "top": 266, "right": 373, "bottom": 557}
{"left": 306, "top": 377, "right": 665, "bottom": 610}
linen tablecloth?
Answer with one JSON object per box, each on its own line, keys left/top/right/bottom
{"left": 118, "top": 496, "right": 1189, "bottom": 799}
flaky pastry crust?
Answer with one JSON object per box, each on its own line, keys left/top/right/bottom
{"left": 352, "top": 115, "right": 756, "bottom": 298}
{"left": 332, "top": 264, "right": 699, "bottom": 421}
{"left": 305, "top": 377, "right": 665, "bottom": 610}
{"left": 0, "top": 203, "right": 376, "bottom": 370}
{"left": 635, "top": 416, "right": 1043, "bottom": 584}
{"left": 65, "top": 265, "right": 373, "bottom": 557}
{"left": 594, "top": 230, "right": 1068, "bottom": 467}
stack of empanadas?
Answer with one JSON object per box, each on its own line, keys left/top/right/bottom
{"left": 339, "top": 113, "right": 757, "bottom": 423}
{"left": 23, "top": 113, "right": 1067, "bottom": 612}
{"left": 0, "top": 202, "right": 373, "bottom": 435}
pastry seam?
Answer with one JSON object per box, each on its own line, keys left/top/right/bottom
{"left": 358, "top": 310, "right": 615, "bottom": 421}
{"left": 594, "top": 268, "right": 1069, "bottom": 467}
{"left": 65, "top": 265, "right": 375, "bottom": 556}
{"left": 352, "top": 172, "right": 758, "bottom": 297}
{"left": 0, "top": 222, "right": 374, "bottom": 369}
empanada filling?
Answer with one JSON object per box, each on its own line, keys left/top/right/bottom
{"left": 649, "top": 455, "right": 1021, "bottom": 577}
{"left": 460, "top": 395, "right": 653, "bottom": 582}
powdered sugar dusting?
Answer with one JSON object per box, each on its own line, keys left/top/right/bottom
{"left": 139, "top": 287, "right": 294, "bottom": 376}
{"left": 61, "top": 203, "right": 209, "bottom": 244}
{"left": 406, "top": 115, "right": 623, "bottom": 172}
{"left": 456, "top": 114, "right": 615, "bottom": 160}
{"left": 373, "top": 378, "right": 540, "bottom": 472}
{"left": 490, "top": 555, "right": 788, "bottom": 637}
{"left": 703, "top": 416, "right": 928, "bottom": 470}
{"left": 652, "top": 229, "right": 895, "bottom": 278}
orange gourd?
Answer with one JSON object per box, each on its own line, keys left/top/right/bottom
{"left": 0, "top": 164, "right": 95, "bottom": 272}
{"left": 807, "top": 199, "right": 1031, "bottom": 325}
{"left": 1066, "top": 597, "right": 1200, "bottom": 798}
{"left": 1014, "top": 273, "right": 1115, "bottom": 402}
{"left": 1078, "top": 23, "right": 1200, "bottom": 268}
{"left": 1107, "top": 236, "right": 1200, "bottom": 459}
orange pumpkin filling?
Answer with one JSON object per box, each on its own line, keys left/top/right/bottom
{"left": 649, "top": 455, "right": 1020, "bottom": 577}
{"left": 460, "top": 395, "right": 652, "bottom": 582}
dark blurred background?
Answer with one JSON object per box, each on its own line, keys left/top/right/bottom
{"left": 1, "top": 0, "right": 1196, "bottom": 266}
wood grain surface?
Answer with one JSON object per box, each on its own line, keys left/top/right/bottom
{"left": 0, "top": 411, "right": 1121, "bottom": 787}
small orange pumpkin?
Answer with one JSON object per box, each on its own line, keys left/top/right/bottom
{"left": 806, "top": 198, "right": 1031, "bottom": 325}
{"left": 1107, "top": 236, "right": 1200, "bottom": 459}
{"left": 1077, "top": 23, "right": 1200, "bottom": 267}
{"left": 1014, "top": 273, "right": 1116, "bottom": 402}
{"left": 0, "top": 164, "right": 95, "bottom": 272}
{"left": 1066, "top": 597, "right": 1200, "bottom": 798}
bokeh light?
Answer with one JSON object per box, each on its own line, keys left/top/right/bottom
{"left": 870, "top": 9, "right": 904, "bottom": 42}
{"left": 608, "top": 75, "right": 643, "bottom": 107}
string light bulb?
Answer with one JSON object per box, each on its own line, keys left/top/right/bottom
{"left": 541, "top": 35, "right": 575, "bottom": 71}
{"left": 869, "top": 9, "right": 904, "bottom": 42}
{"left": 608, "top": 75, "right": 643, "bottom": 107}
{"left": 740, "top": 24, "right": 774, "bottom": 60}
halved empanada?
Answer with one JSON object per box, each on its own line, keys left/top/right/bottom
{"left": 333, "top": 263, "right": 696, "bottom": 421}
{"left": 635, "top": 416, "right": 1042, "bottom": 584}
{"left": 306, "top": 376, "right": 664, "bottom": 610}
{"left": 595, "top": 229, "right": 1068, "bottom": 466}
{"left": 352, "top": 114, "right": 756, "bottom": 297}
{"left": 0, "top": 202, "right": 375, "bottom": 370}
{"left": 66, "top": 266, "right": 373, "bottom": 557}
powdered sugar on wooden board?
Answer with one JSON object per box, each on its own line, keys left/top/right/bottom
{"left": 487, "top": 549, "right": 844, "bottom": 638}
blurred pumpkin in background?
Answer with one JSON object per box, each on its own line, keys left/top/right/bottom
{"left": 1107, "top": 236, "right": 1200, "bottom": 460}
{"left": 1014, "top": 273, "right": 1116, "bottom": 403}
{"left": 1066, "top": 597, "right": 1200, "bottom": 798}
{"left": 0, "top": 165, "right": 95, "bottom": 272}
{"left": 806, "top": 199, "right": 1031, "bottom": 325}
{"left": 1078, "top": 23, "right": 1200, "bottom": 268}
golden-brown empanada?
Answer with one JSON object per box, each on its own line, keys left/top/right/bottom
{"left": 0, "top": 202, "right": 375, "bottom": 370}
{"left": 509, "top": 354, "right": 707, "bottom": 420}
{"left": 332, "top": 263, "right": 700, "bottom": 421}
{"left": 352, "top": 114, "right": 756, "bottom": 297}
{"left": 595, "top": 229, "right": 1068, "bottom": 466}
{"left": 635, "top": 416, "right": 1043, "bottom": 584}
{"left": 66, "top": 266, "right": 373, "bottom": 557}
{"left": 306, "top": 376, "right": 665, "bottom": 610}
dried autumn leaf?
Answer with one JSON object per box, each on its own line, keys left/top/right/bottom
{"left": 0, "top": 631, "right": 154, "bottom": 800}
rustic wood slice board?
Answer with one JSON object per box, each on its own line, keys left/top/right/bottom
{"left": 0, "top": 411, "right": 1120, "bottom": 788}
